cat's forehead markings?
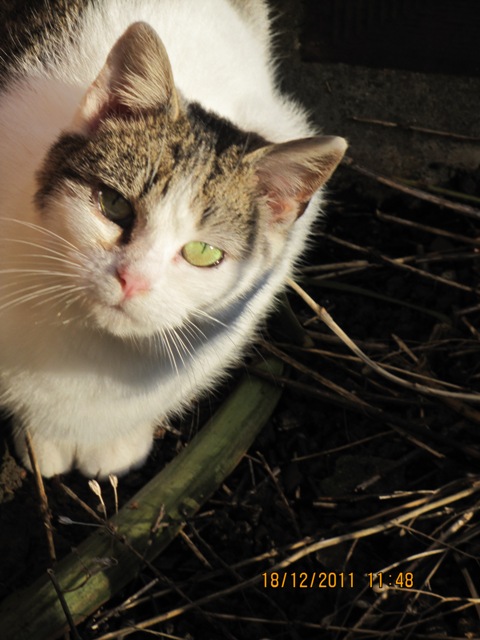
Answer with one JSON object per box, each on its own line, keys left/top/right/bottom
{"left": 81, "top": 113, "right": 196, "bottom": 199}
{"left": 37, "top": 102, "right": 264, "bottom": 257}
{"left": 36, "top": 111, "right": 194, "bottom": 205}
{"left": 185, "top": 103, "right": 266, "bottom": 254}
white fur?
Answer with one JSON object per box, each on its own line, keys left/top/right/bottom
{"left": 0, "top": 0, "right": 322, "bottom": 477}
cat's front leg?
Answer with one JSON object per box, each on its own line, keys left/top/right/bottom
{"left": 74, "top": 423, "right": 156, "bottom": 478}
{"left": 13, "top": 426, "right": 76, "bottom": 477}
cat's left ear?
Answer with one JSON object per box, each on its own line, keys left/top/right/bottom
{"left": 72, "top": 22, "right": 180, "bottom": 134}
{"left": 252, "top": 136, "right": 347, "bottom": 227}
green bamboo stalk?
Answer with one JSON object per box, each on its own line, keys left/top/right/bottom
{"left": 0, "top": 358, "right": 283, "bottom": 640}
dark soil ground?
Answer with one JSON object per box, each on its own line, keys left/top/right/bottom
{"left": 2, "top": 156, "right": 480, "bottom": 639}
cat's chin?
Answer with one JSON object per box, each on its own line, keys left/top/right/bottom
{"left": 91, "top": 303, "right": 158, "bottom": 339}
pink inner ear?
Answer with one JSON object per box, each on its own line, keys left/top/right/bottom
{"left": 257, "top": 163, "right": 314, "bottom": 226}
{"left": 254, "top": 136, "right": 348, "bottom": 228}
{"left": 92, "top": 97, "right": 136, "bottom": 131}
{"left": 72, "top": 66, "right": 142, "bottom": 135}
{"left": 266, "top": 192, "right": 288, "bottom": 219}
{"left": 265, "top": 190, "right": 301, "bottom": 223}
{"left": 71, "top": 22, "right": 178, "bottom": 136}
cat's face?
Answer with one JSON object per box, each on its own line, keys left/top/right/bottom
{"left": 34, "top": 110, "right": 275, "bottom": 338}
{"left": 30, "top": 22, "right": 346, "bottom": 340}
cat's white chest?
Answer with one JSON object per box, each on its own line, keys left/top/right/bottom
{"left": 1, "top": 327, "right": 185, "bottom": 476}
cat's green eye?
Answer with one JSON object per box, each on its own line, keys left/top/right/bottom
{"left": 182, "top": 241, "right": 224, "bottom": 267}
{"left": 98, "top": 186, "right": 134, "bottom": 229}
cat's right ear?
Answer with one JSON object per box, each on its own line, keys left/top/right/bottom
{"left": 71, "top": 22, "right": 180, "bottom": 134}
{"left": 251, "top": 135, "right": 347, "bottom": 228}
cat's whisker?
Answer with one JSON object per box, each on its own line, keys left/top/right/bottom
{"left": 179, "top": 321, "right": 214, "bottom": 379}
{"left": 0, "top": 277, "right": 83, "bottom": 306}
{"left": 0, "top": 283, "right": 48, "bottom": 305}
{"left": 0, "top": 257, "right": 88, "bottom": 277}
{"left": 147, "top": 331, "right": 162, "bottom": 359}
{"left": 129, "top": 332, "right": 143, "bottom": 354}
{"left": 171, "top": 327, "right": 194, "bottom": 361}
{"left": 0, "top": 217, "right": 88, "bottom": 256}
{"left": 182, "top": 316, "right": 208, "bottom": 342}
{"left": 169, "top": 326, "right": 202, "bottom": 389}
{"left": 1, "top": 238, "right": 89, "bottom": 272}
{"left": 0, "top": 279, "right": 42, "bottom": 292}
{"left": 0, "top": 250, "right": 84, "bottom": 264}
{"left": 31, "top": 285, "right": 88, "bottom": 310}
{"left": 43, "top": 285, "right": 92, "bottom": 321}
{"left": 0, "top": 278, "right": 70, "bottom": 297}
{"left": 0, "top": 283, "right": 85, "bottom": 314}
{"left": 166, "top": 328, "right": 187, "bottom": 369}
{"left": 42, "top": 293, "right": 89, "bottom": 326}
{"left": 193, "top": 308, "right": 228, "bottom": 330}
{"left": 180, "top": 322, "right": 208, "bottom": 360}
{"left": 27, "top": 254, "right": 89, "bottom": 272}
{"left": 2, "top": 236, "right": 80, "bottom": 256}
{"left": 0, "top": 268, "right": 84, "bottom": 279}
{"left": 160, "top": 328, "right": 179, "bottom": 377}
{"left": 0, "top": 279, "right": 75, "bottom": 297}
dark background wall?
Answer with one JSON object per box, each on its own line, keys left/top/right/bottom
{"left": 272, "top": 0, "right": 480, "bottom": 194}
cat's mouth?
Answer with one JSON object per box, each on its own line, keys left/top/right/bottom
{"left": 91, "top": 296, "right": 166, "bottom": 339}
{"left": 89, "top": 298, "right": 144, "bottom": 337}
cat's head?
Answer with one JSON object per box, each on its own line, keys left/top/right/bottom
{"left": 34, "top": 22, "right": 346, "bottom": 339}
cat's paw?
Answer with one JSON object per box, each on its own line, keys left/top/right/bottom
{"left": 14, "top": 430, "right": 76, "bottom": 477}
{"left": 76, "top": 425, "right": 154, "bottom": 478}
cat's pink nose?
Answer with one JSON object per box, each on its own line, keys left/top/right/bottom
{"left": 117, "top": 267, "right": 151, "bottom": 299}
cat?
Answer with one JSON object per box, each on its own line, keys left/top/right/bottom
{"left": 0, "top": 0, "right": 346, "bottom": 478}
